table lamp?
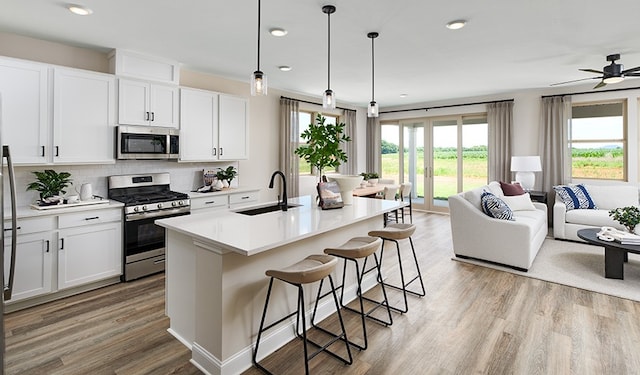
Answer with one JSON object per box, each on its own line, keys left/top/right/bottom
{"left": 511, "top": 156, "right": 542, "bottom": 191}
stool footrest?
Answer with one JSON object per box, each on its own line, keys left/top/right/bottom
{"left": 343, "top": 299, "right": 391, "bottom": 326}
{"left": 298, "top": 327, "right": 351, "bottom": 364}
{"left": 382, "top": 275, "right": 426, "bottom": 297}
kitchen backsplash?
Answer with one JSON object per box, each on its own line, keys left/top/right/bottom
{"left": 3, "top": 160, "right": 240, "bottom": 209}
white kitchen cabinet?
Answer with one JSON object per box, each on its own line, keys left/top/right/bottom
{"left": 179, "top": 88, "right": 248, "bottom": 161}
{"left": 0, "top": 57, "right": 50, "bottom": 164}
{"left": 218, "top": 95, "right": 248, "bottom": 160}
{"left": 190, "top": 195, "right": 227, "bottom": 211}
{"left": 53, "top": 67, "right": 116, "bottom": 164}
{"left": 3, "top": 217, "right": 56, "bottom": 302}
{"left": 118, "top": 78, "right": 178, "bottom": 128}
{"left": 228, "top": 190, "right": 259, "bottom": 208}
{"left": 57, "top": 208, "right": 122, "bottom": 290}
{"left": 179, "top": 88, "right": 218, "bottom": 161}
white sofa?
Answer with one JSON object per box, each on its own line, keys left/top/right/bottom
{"left": 449, "top": 182, "right": 548, "bottom": 271}
{"left": 553, "top": 184, "right": 639, "bottom": 241}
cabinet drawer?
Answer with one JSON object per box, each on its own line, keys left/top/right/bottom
{"left": 229, "top": 191, "right": 259, "bottom": 206}
{"left": 4, "top": 216, "right": 55, "bottom": 236}
{"left": 58, "top": 208, "right": 122, "bottom": 229}
{"left": 191, "top": 196, "right": 228, "bottom": 211}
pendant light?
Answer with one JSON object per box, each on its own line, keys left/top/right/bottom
{"left": 367, "top": 32, "right": 379, "bottom": 117}
{"left": 322, "top": 5, "right": 336, "bottom": 109}
{"left": 251, "top": 0, "right": 267, "bottom": 96}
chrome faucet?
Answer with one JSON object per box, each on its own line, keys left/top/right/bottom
{"left": 268, "top": 171, "right": 288, "bottom": 211}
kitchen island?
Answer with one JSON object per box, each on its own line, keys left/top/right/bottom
{"left": 156, "top": 195, "right": 405, "bottom": 375}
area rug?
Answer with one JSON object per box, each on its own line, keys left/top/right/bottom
{"left": 452, "top": 238, "right": 640, "bottom": 302}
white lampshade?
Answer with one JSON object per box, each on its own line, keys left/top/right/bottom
{"left": 511, "top": 156, "right": 542, "bottom": 191}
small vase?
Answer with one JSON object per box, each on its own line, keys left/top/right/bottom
{"left": 222, "top": 180, "right": 230, "bottom": 188}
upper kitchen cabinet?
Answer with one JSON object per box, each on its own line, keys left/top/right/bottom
{"left": 218, "top": 94, "right": 248, "bottom": 160}
{"left": 117, "top": 79, "right": 179, "bottom": 128}
{"left": 179, "top": 88, "right": 248, "bottom": 161}
{"left": 53, "top": 68, "right": 116, "bottom": 164}
{"left": 0, "top": 56, "right": 50, "bottom": 164}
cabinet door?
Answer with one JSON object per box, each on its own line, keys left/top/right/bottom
{"left": 118, "top": 79, "right": 150, "bottom": 125}
{"left": 179, "top": 88, "right": 219, "bottom": 161}
{"left": 53, "top": 68, "right": 116, "bottom": 164}
{"left": 150, "top": 84, "right": 178, "bottom": 128}
{"left": 0, "top": 57, "right": 50, "bottom": 164}
{"left": 58, "top": 222, "right": 122, "bottom": 290}
{"left": 218, "top": 95, "right": 248, "bottom": 160}
{"left": 4, "top": 232, "right": 54, "bottom": 302}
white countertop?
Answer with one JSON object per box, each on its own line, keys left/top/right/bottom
{"left": 187, "top": 186, "right": 260, "bottom": 199}
{"left": 156, "top": 196, "right": 405, "bottom": 256}
{"left": 5, "top": 199, "right": 124, "bottom": 220}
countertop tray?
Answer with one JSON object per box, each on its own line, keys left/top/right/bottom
{"left": 30, "top": 198, "right": 110, "bottom": 210}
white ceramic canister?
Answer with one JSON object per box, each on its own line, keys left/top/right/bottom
{"left": 80, "top": 183, "right": 93, "bottom": 201}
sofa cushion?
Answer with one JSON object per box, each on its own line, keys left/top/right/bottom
{"left": 481, "top": 190, "right": 514, "bottom": 220}
{"left": 565, "top": 209, "right": 622, "bottom": 228}
{"left": 500, "top": 181, "right": 526, "bottom": 196}
{"left": 554, "top": 184, "right": 597, "bottom": 210}
{"left": 584, "top": 184, "right": 639, "bottom": 210}
{"left": 502, "top": 193, "right": 536, "bottom": 211}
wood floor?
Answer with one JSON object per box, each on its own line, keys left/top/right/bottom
{"left": 5, "top": 212, "right": 640, "bottom": 374}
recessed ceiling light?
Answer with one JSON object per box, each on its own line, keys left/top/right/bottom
{"left": 446, "top": 20, "right": 466, "bottom": 30}
{"left": 278, "top": 66, "right": 292, "bottom": 72}
{"left": 269, "top": 28, "right": 288, "bottom": 37}
{"left": 67, "top": 4, "right": 93, "bottom": 15}
{"left": 400, "top": 94, "right": 408, "bottom": 98}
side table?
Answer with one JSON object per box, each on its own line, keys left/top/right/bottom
{"left": 528, "top": 190, "right": 547, "bottom": 204}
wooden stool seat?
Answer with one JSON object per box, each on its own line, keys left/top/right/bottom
{"left": 368, "top": 223, "right": 416, "bottom": 240}
{"left": 266, "top": 254, "right": 337, "bottom": 285}
{"left": 324, "top": 237, "right": 382, "bottom": 260}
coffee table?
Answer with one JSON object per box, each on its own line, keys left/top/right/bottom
{"left": 577, "top": 228, "right": 640, "bottom": 279}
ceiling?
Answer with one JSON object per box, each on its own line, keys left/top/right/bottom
{"left": 3, "top": 0, "right": 640, "bottom": 108}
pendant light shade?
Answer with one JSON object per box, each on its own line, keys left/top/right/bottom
{"left": 251, "top": 0, "right": 267, "bottom": 96}
{"left": 367, "top": 32, "right": 379, "bottom": 117}
{"left": 322, "top": 5, "right": 336, "bottom": 109}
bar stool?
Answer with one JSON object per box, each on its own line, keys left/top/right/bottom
{"left": 367, "top": 223, "right": 425, "bottom": 313}
{"left": 252, "top": 254, "right": 352, "bottom": 375}
{"left": 312, "top": 236, "right": 392, "bottom": 351}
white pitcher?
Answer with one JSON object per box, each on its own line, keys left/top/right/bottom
{"left": 80, "top": 183, "right": 93, "bottom": 201}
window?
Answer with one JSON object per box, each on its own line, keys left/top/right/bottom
{"left": 297, "top": 111, "right": 338, "bottom": 175}
{"left": 570, "top": 101, "right": 626, "bottom": 180}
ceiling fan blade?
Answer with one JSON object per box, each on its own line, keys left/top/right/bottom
{"left": 580, "top": 68, "right": 604, "bottom": 74}
{"left": 625, "top": 72, "right": 640, "bottom": 77}
{"left": 622, "top": 66, "right": 640, "bottom": 74}
{"left": 593, "top": 80, "right": 607, "bottom": 89}
{"left": 550, "top": 77, "right": 600, "bottom": 86}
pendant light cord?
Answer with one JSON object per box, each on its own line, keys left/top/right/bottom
{"left": 257, "top": 0, "right": 261, "bottom": 70}
{"left": 327, "top": 9, "right": 331, "bottom": 90}
{"left": 371, "top": 36, "right": 375, "bottom": 101}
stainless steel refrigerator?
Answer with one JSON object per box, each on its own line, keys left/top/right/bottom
{"left": 1, "top": 95, "right": 19, "bottom": 374}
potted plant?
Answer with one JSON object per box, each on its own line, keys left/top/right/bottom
{"left": 295, "top": 114, "right": 351, "bottom": 180}
{"left": 609, "top": 206, "right": 640, "bottom": 233}
{"left": 216, "top": 166, "right": 238, "bottom": 188}
{"left": 26, "top": 169, "right": 73, "bottom": 205}
{"left": 360, "top": 172, "right": 379, "bottom": 185}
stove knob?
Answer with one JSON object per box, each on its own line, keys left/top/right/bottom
{"left": 142, "top": 205, "right": 148, "bottom": 211}
{"left": 133, "top": 207, "right": 139, "bottom": 212}
{"left": 157, "top": 203, "right": 163, "bottom": 209}
{"left": 171, "top": 201, "right": 177, "bottom": 207}
{"left": 177, "top": 200, "right": 184, "bottom": 206}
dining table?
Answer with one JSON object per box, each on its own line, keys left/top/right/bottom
{"left": 352, "top": 183, "right": 398, "bottom": 198}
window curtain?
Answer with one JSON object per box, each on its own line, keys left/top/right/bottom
{"left": 538, "top": 96, "right": 572, "bottom": 200}
{"left": 339, "top": 109, "right": 358, "bottom": 175}
{"left": 279, "top": 97, "right": 299, "bottom": 197}
{"left": 487, "top": 101, "right": 513, "bottom": 182}
{"left": 366, "top": 116, "right": 381, "bottom": 174}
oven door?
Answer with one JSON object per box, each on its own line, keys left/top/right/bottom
{"left": 123, "top": 210, "right": 189, "bottom": 263}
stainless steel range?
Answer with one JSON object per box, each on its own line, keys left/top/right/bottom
{"left": 108, "top": 173, "right": 190, "bottom": 281}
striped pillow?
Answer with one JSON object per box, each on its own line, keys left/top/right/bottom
{"left": 480, "top": 190, "right": 514, "bottom": 221}
{"left": 553, "top": 184, "right": 597, "bottom": 210}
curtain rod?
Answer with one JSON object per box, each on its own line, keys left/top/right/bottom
{"left": 280, "top": 96, "right": 355, "bottom": 112}
{"left": 541, "top": 85, "right": 640, "bottom": 98}
{"left": 379, "top": 98, "right": 514, "bottom": 114}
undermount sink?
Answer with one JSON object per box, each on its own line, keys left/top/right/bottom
{"left": 235, "top": 203, "right": 302, "bottom": 216}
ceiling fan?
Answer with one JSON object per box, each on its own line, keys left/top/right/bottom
{"left": 551, "top": 53, "right": 640, "bottom": 89}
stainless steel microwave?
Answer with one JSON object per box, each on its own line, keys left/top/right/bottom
{"left": 117, "top": 125, "right": 179, "bottom": 160}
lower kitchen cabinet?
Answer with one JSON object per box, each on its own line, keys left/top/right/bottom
{"left": 189, "top": 189, "right": 260, "bottom": 212}
{"left": 58, "top": 221, "right": 122, "bottom": 290}
{"left": 3, "top": 204, "right": 123, "bottom": 309}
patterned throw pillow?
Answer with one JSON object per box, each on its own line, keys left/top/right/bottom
{"left": 480, "top": 190, "right": 514, "bottom": 221}
{"left": 553, "top": 184, "right": 597, "bottom": 210}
